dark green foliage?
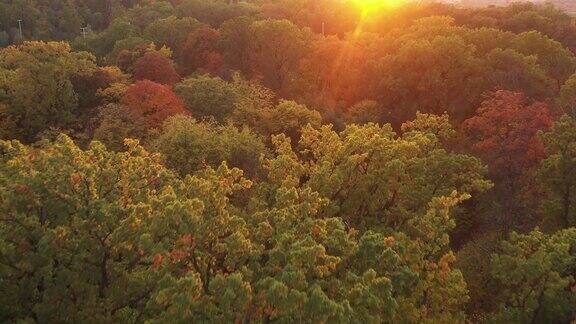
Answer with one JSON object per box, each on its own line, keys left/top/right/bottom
{"left": 0, "top": 41, "right": 98, "bottom": 141}
{"left": 175, "top": 74, "right": 238, "bottom": 122}
{"left": 491, "top": 228, "right": 576, "bottom": 323}
{"left": 151, "top": 115, "right": 267, "bottom": 177}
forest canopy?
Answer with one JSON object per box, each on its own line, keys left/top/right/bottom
{"left": 0, "top": 0, "right": 575, "bottom": 322}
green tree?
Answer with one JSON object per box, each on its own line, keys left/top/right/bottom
{"left": 176, "top": 0, "right": 260, "bottom": 27}
{"left": 259, "top": 100, "right": 322, "bottom": 143}
{"left": 371, "top": 34, "right": 486, "bottom": 123}
{"left": 92, "top": 103, "right": 149, "bottom": 151}
{"left": 219, "top": 16, "right": 256, "bottom": 76}
{"left": 346, "top": 100, "right": 388, "bottom": 125}
{"left": 175, "top": 74, "right": 238, "bottom": 122}
{"left": 539, "top": 115, "right": 576, "bottom": 229}
{"left": 0, "top": 134, "right": 254, "bottom": 322}
{"left": 0, "top": 134, "right": 176, "bottom": 321}
{"left": 151, "top": 115, "right": 267, "bottom": 177}
{"left": 143, "top": 16, "right": 203, "bottom": 55}
{"left": 0, "top": 129, "right": 477, "bottom": 322}
{"left": 485, "top": 48, "right": 555, "bottom": 100}
{"left": 120, "top": 0, "right": 175, "bottom": 31}
{"left": 266, "top": 114, "right": 492, "bottom": 232}
{"left": 248, "top": 19, "right": 313, "bottom": 95}
{"left": 80, "top": 19, "right": 141, "bottom": 59}
{"left": 559, "top": 73, "right": 576, "bottom": 117}
{"left": 258, "top": 116, "right": 492, "bottom": 321}
{"left": 491, "top": 228, "right": 576, "bottom": 323}
{"left": 0, "top": 41, "right": 98, "bottom": 141}
{"left": 511, "top": 31, "right": 576, "bottom": 89}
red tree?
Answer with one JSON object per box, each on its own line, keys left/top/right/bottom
{"left": 463, "top": 90, "right": 555, "bottom": 181}
{"left": 463, "top": 90, "right": 556, "bottom": 226}
{"left": 122, "top": 80, "right": 189, "bottom": 128}
{"left": 179, "top": 27, "right": 223, "bottom": 76}
{"left": 133, "top": 51, "right": 181, "bottom": 85}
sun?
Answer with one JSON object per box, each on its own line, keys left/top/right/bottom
{"left": 353, "top": 0, "right": 406, "bottom": 14}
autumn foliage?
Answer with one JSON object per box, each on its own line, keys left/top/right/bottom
{"left": 298, "top": 36, "right": 371, "bottom": 108}
{"left": 133, "top": 51, "right": 180, "bottom": 85}
{"left": 463, "top": 90, "right": 555, "bottom": 182}
{"left": 122, "top": 80, "right": 188, "bottom": 127}
{"left": 179, "top": 27, "right": 223, "bottom": 75}
{"left": 2, "top": 1, "right": 576, "bottom": 322}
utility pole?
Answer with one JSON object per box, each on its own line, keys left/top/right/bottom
{"left": 17, "top": 20, "right": 23, "bottom": 41}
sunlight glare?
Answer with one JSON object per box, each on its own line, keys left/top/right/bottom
{"left": 353, "top": 0, "right": 406, "bottom": 13}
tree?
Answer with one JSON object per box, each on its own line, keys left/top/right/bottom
{"left": 297, "top": 35, "right": 373, "bottom": 108}
{"left": 71, "top": 66, "right": 129, "bottom": 125}
{"left": 219, "top": 16, "right": 255, "bottom": 77}
{"left": 371, "top": 33, "right": 486, "bottom": 124}
{"left": 0, "top": 126, "right": 481, "bottom": 322}
{"left": 94, "top": 67, "right": 132, "bottom": 105}
{"left": 258, "top": 116, "right": 492, "bottom": 322}
{"left": 485, "top": 48, "right": 555, "bottom": 100}
{"left": 0, "top": 134, "right": 252, "bottom": 322}
{"left": 0, "top": 134, "right": 177, "bottom": 321}
{"left": 79, "top": 18, "right": 140, "bottom": 59}
{"left": 115, "top": 44, "right": 173, "bottom": 76}
{"left": 267, "top": 114, "right": 491, "bottom": 232}
{"left": 538, "top": 115, "right": 576, "bottom": 229}
{"left": 247, "top": 19, "right": 313, "bottom": 96}
{"left": 143, "top": 16, "right": 204, "bottom": 54}
{"left": 500, "top": 3, "right": 576, "bottom": 50}
{"left": 491, "top": 228, "right": 576, "bottom": 323}
{"left": 174, "top": 75, "right": 237, "bottom": 122}
{"left": 176, "top": 0, "right": 260, "bottom": 27}
{"left": 463, "top": 90, "right": 555, "bottom": 227}
{"left": 559, "top": 73, "right": 576, "bottom": 117}
{"left": 0, "top": 41, "right": 98, "bottom": 142}
{"left": 122, "top": 80, "right": 188, "bottom": 128}
{"left": 151, "top": 115, "right": 267, "bottom": 177}
{"left": 462, "top": 27, "right": 516, "bottom": 56}
{"left": 119, "top": 0, "right": 175, "bottom": 31}
{"left": 258, "top": 100, "right": 322, "bottom": 143}
{"left": 464, "top": 91, "right": 555, "bottom": 182}
{"left": 345, "top": 100, "right": 388, "bottom": 125}
{"left": 92, "top": 104, "right": 149, "bottom": 151}
{"left": 510, "top": 31, "right": 576, "bottom": 89}
{"left": 261, "top": 0, "right": 359, "bottom": 36}
{"left": 178, "top": 27, "right": 223, "bottom": 76}
{"left": 106, "top": 37, "right": 152, "bottom": 68}
{"left": 133, "top": 51, "right": 180, "bottom": 85}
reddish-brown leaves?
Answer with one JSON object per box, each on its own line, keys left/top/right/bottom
{"left": 152, "top": 253, "right": 164, "bottom": 269}
{"left": 14, "top": 183, "right": 29, "bottom": 194}
{"left": 169, "top": 249, "right": 188, "bottom": 262}
{"left": 180, "top": 234, "right": 195, "bottom": 247}
{"left": 179, "top": 27, "right": 223, "bottom": 76}
{"left": 463, "top": 90, "right": 555, "bottom": 181}
{"left": 122, "top": 80, "right": 189, "bottom": 128}
{"left": 133, "top": 51, "right": 181, "bottom": 85}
